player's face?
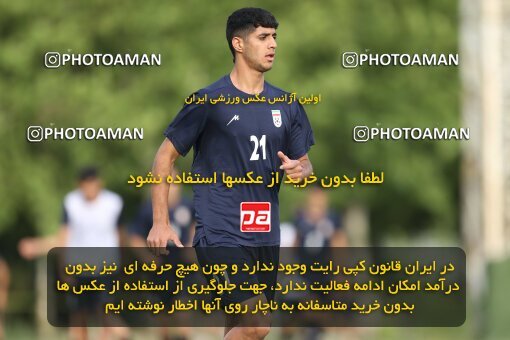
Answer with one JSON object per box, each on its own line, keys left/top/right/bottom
{"left": 79, "top": 178, "right": 102, "bottom": 201}
{"left": 242, "top": 26, "right": 277, "bottom": 72}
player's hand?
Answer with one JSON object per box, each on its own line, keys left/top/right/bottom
{"left": 147, "top": 223, "right": 183, "bottom": 256}
{"left": 278, "top": 151, "right": 303, "bottom": 182}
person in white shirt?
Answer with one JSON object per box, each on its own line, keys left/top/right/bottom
{"left": 18, "top": 166, "right": 128, "bottom": 340}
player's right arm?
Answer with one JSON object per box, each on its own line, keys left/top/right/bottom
{"left": 147, "top": 138, "right": 184, "bottom": 255}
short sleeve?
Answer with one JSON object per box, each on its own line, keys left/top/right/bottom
{"left": 164, "top": 92, "right": 208, "bottom": 157}
{"left": 288, "top": 102, "right": 315, "bottom": 159}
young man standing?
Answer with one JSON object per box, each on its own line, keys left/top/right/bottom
{"left": 147, "top": 7, "right": 315, "bottom": 340}
{"left": 18, "top": 167, "right": 129, "bottom": 340}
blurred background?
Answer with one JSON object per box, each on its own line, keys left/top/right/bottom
{"left": 0, "top": 0, "right": 508, "bottom": 339}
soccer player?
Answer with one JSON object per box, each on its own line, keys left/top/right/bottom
{"left": 293, "top": 185, "right": 348, "bottom": 339}
{"left": 295, "top": 185, "right": 347, "bottom": 249}
{"left": 18, "top": 167, "right": 124, "bottom": 255}
{"left": 147, "top": 7, "right": 315, "bottom": 340}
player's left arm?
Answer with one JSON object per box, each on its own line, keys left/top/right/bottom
{"left": 278, "top": 151, "right": 313, "bottom": 181}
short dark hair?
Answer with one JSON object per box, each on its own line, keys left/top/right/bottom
{"left": 226, "top": 7, "right": 279, "bottom": 62}
{"left": 77, "top": 166, "right": 99, "bottom": 181}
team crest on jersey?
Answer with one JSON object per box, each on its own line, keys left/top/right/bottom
{"left": 272, "top": 110, "right": 282, "bottom": 128}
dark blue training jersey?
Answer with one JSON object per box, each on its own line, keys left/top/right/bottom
{"left": 164, "top": 75, "right": 315, "bottom": 246}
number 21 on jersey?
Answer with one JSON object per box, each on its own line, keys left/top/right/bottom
{"left": 250, "top": 134, "right": 266, "bottom": 161}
